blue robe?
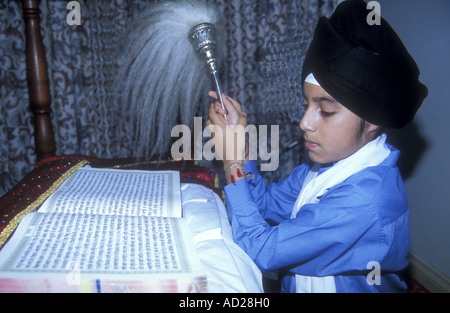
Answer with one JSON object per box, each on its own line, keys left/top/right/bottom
{"left": 224, "top": 145, "right": 409, "bottom": 293}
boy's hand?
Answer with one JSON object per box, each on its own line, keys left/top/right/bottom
{"left": 206, "top": 92, "right": 247, "bottom": 167}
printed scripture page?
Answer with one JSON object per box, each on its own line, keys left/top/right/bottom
{"left": 0, "top": 212, "right": 204, "bottom": 281}
{"left": 38, "top": 168, "right": 182, "bottom": 218}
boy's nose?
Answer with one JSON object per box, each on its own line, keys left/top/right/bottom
{"left": 300, "top": 109, "right": 316, "bottom": 132}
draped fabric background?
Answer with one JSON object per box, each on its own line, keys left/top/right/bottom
{"left": 0, "top": 0, "right": 337, "bottom": 196}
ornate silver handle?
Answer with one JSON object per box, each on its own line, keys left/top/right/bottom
{"left": 189, "top": 23, "right": 227, "bottom": 119}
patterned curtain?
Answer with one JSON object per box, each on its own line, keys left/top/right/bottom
{"left": 0, "top": 0, "right": 337, "bottom": 196}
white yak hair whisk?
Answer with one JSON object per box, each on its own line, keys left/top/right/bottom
{"left": 114, "top": 0, "right": 225, "bottom": 158}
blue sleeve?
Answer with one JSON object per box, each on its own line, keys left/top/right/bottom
{"left": 241, "top": 160, "right": 308, "bottom": 223}
{"left": 224, "top": 169, "right": 409, "bottom": 277}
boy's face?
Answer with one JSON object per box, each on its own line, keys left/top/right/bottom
{"left": 300, "top": 82, "right": 377, "bottom": 164}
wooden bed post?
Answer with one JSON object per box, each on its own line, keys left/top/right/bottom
{"left": 22, "top": 0, "right": 56, "bottom": 160}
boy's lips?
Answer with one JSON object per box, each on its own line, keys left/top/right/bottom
{"left": 304, "top": 138, "right": 319, "bottom": 149}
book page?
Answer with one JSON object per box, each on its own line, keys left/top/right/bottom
{"left": 38, "top": 168, "right": 182, "bottom": 218}
{"left": 0, "top": 212, "right": 204, "bottom": 281}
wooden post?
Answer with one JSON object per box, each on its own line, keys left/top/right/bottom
{"left": 22, "top": 0, "right": 56, "bottom": 160}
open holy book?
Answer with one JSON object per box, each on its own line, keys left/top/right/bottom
{"left": 0, "top": 166, "right": 207, "bottom": 293}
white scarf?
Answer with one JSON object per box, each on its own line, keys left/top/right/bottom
{"left": 291, "top": 134, "right": 391, "bottom": 293}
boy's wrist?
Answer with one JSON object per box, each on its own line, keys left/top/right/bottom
{"left": 224, "top": 162, "right": 245, "bottom": 184}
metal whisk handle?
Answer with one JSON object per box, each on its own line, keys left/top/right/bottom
{"left": 189, "top": 23, "right": 227, "bottom": 119}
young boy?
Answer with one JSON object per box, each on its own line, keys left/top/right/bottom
{"left": 207, "top": 0, "right": 427, "bottom": 292}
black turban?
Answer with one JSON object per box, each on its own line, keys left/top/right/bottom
{"left": 302, "top": 0, "right": 428, "bottom": 128}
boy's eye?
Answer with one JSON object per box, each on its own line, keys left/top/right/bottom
{"left": 320, "top": 110, "right": 335, "bottom": 118}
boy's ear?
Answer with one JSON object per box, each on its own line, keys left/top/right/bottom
{"left": 365, "top": 122, "right": 382, "bottom": 137}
